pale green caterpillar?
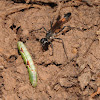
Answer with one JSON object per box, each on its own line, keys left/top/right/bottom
{"left": 17, "top": 41, "right": 37, "bottom": 87}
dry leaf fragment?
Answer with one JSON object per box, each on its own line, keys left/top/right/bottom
{"left": 91, "top": 87, "right": 100, "bottom": 98}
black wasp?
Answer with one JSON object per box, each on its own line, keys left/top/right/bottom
{"left": 39, "top": 12, "right": 71, "bottom": 59}
{"left": 31, "top": 12, "right": 71, "bottom": 59}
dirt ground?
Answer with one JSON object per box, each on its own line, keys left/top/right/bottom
{"left": 0, "top": 0, "right": 100, "bottom": 100}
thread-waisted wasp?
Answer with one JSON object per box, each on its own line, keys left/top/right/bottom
{"left": 39, "top": 12, "right": 71, "bottom": 60}
{"left": 30, "top": 12, "right": 71, "bottom": 60}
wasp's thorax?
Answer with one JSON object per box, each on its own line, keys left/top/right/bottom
{"left": 46, "top": 30, "right": 54, "bottom": 40}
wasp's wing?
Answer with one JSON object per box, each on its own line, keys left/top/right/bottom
{"left": 51, "top": 12, "right": 71, "bottom": 33}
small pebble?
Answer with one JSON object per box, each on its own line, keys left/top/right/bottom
{"left": 0, "top": 66, "right": 4, "bottom": 69}
{"left": 71, "top": 48, "right": 77, "bottom": 54}
{"left": 97, "top": 36, "right": 100, "bottom": 41}
{"left": 25, "top": 0, "right": 30, "bottom": 3}
{"left": 96, "top": 30, "right": 100, "bottom": 35}
{"left": 0, "top": 48, "right": 3, "bottom": 53}
{"left": 54, "top": 84, "right": 60, "bottom": 91}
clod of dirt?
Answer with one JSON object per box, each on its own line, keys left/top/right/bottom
{"left": 16, "top": 26, "right": 31, "bottom": 42}
{"left": 96, "top": 78, "right": 100, "bottom": 87}
{"left": 59, "top": 77, "right": 77, "bottom": 88}
{"left": 96, "top": 30, "right": 100, "bottom": 35}
{"left": 78, "top": 71, "right": 91, "bottom": 90}
{"left": 22, "top": 29, "right": 29, "bottom": 36}
{"left": 76, "top": 57, "right": 85, "bottom": 68}
{"left": 0, "top": 48, "right": 3, "bottom": 53}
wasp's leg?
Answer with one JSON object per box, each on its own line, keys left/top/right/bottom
{"left": 50, "top": 41, "right": 54, "bottom": 56}
{"left": 50, "top": 16, "right": 55, "bottom": 28}
{"left": 55, "top": 26, "right": 66, "bottom": 35}
{"left": 54, "top": 38, "right": 68, "bottom": 60}
{"left": 41, "top": 27, "right": 48, "bottom": 32}
{"left": 30, "top": 27, "right": 48, "bottom": 33}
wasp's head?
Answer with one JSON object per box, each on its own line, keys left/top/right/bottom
{"left": 40, "top": 38, "right": 49, "bottom": 51}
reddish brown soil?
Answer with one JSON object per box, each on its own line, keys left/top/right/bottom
{"left": 0, "top": 0, "right": 100, "bottom": 100}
